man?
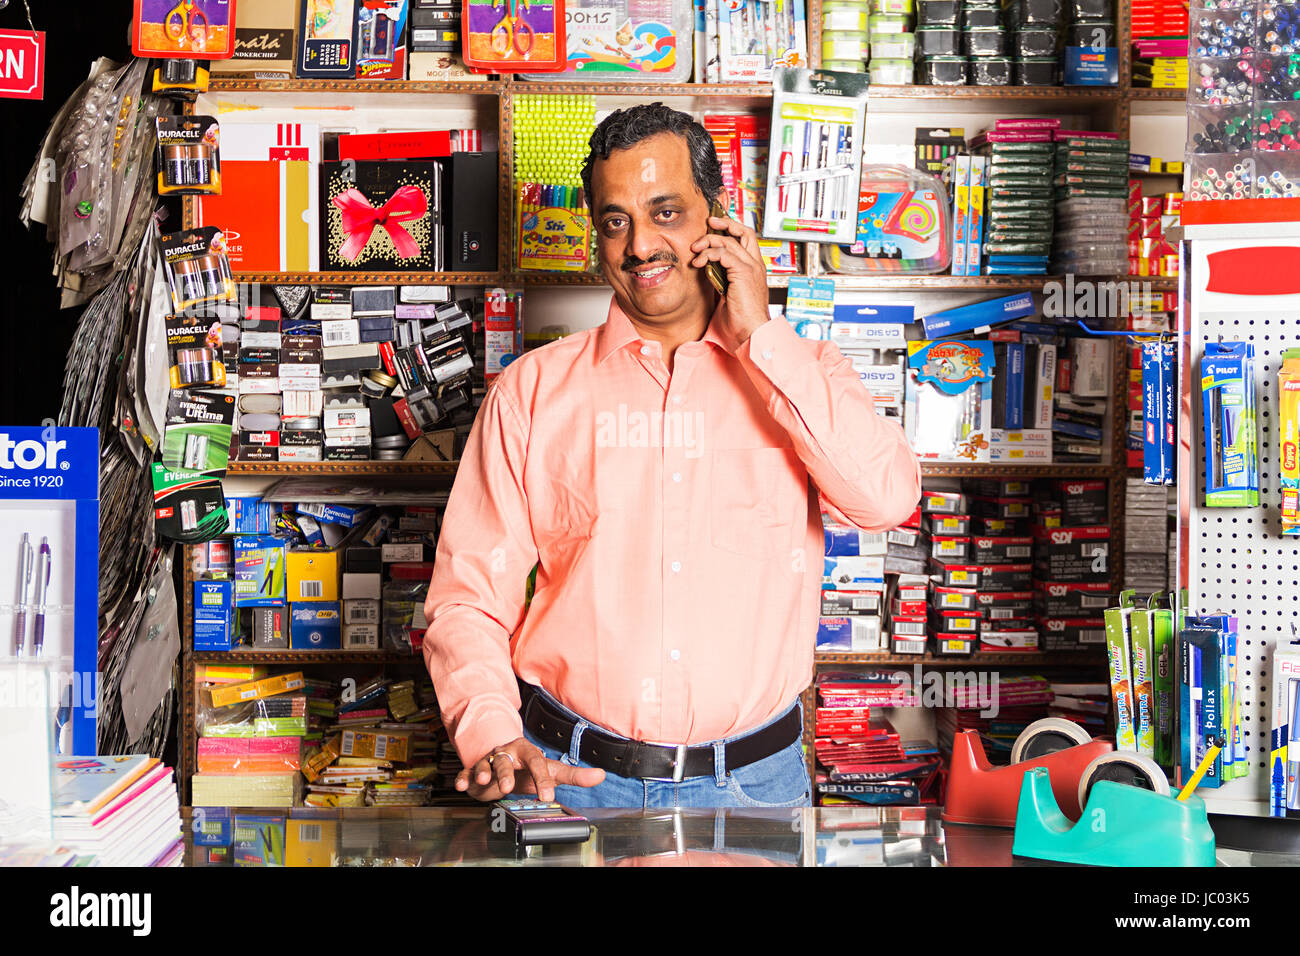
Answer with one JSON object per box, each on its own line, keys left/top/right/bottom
{"left": 423, "top": 103, "right": 920, "bottom": 808}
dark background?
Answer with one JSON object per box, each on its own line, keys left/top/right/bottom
{"left": 0, "top": 2, "right": 132, "bottom": 425}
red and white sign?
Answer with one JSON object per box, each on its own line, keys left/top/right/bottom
{"left": 0, "top": 30, "right": 45, "bottom": 101}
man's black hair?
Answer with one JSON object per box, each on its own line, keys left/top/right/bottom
{"left": 581, "top": 102, "right": 725, "bottom": 209}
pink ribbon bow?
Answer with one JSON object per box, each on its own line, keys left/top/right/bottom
{"left": 333, "top": 185, "right": 428, "bottom": 262}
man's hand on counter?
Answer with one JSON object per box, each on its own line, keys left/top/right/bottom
{"left": 456, "top": 737, "right": 606, "bottom": 802}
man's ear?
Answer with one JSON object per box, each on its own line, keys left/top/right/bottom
{"left": 713, "top": 189, "right": 730, "bottom": 216}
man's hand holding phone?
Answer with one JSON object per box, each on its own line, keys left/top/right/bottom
{"left": 690, "top": 200, "right": 771, "bottom": 350}
{"left": 456, "top": 737, "right": 606, "bottom": 801}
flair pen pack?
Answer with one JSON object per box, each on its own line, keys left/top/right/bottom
{"left": 762, "top": 67, "right": 870, "bottom": 245}
{"left": 1270, "top": 644, "right": 1300, "bottom": 815}
{"left": 1201, "top": 341, "right": 1258, "bottom": 507}
{"left": 1280, "top": 348, "right": 1300, "bottom": 534}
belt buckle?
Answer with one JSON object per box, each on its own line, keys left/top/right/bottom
{"left": 670, "top": 744, "right": 688, "bottom": 783}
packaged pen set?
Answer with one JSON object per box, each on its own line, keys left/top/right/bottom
{"left": 1180, "top": 611, "right": 1247, "bottom": 790}
{"left": 1270, "top": 643, "right": 1300, "bottom": 816}
{"left": 1141, "top": 338, "right": 1176, "bottom": 485}
{"left": 1201, "top": 341, "right": 1259, "bottom": 507}
{"left": 156, "top": 116, "right": 222, "bottom": 196}
{"left": 762, "top": 68, "right": 870, "bottom": 246}
{"left": 1103, "top": 590, "right": 1175, "bottom": 764}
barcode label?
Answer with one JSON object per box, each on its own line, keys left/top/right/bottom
{"left": 894, "top": 638, "right": 926, "bottom": 654}
{"left": 1006, "top": 546, "right": 1032, "bottom": 558}
{"left": 348, "top": 630, "right": 368, "bottom": 646}
{"left": 1081, "top": 595, "right": 1110, "bottom": 608}
{"left": 949, "top": 618, "right": 977, "bottom": 632}
{"left": 323, "top": 327, "right": 352, "bottom": 344}
{"left": 940, "top": 593, "right": 967, "bottom": 607}
{"left": 1081, "top": 629, "right": 1106, "bottom": 643}
{"left": 950, "top": 571, "right": 971, "bottom": 583}
{"left": 894, "top": 621, "right": 926, "bottom": 636}
{"left": 941, "top": 639, "right": 971, "bottom": 653}
{"left": 298, "top": 823, "right": 322, "bottom": 843}
{"left": 375, "top": 736, "right": 388, "bottom": 760}
{"left": 989, "top": 607, "right": 1019, "bottom": 620}
{"left": 851, "top": 597, "right": 875, "bottom": 611}
{"left": 300, "top": 580, "right": 323, "bottom": 598}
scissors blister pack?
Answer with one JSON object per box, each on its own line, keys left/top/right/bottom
{"left": 463, "top": 0, "right": 566, "bottom": 71}
{"left": 133, "top": 0, "right": 237, "bottom": 59}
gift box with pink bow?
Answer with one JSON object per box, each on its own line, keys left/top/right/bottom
{"left": 320, "top": 161, "right": 444, "bottom": 271}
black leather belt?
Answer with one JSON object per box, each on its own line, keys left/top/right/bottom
{"left": 519, "top": 683, "right": 801, "bottom": 782}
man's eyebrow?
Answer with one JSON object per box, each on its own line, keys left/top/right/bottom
{"left": 649, "top": 193, "right": 685, "bottom": 205}
{"left": 600, "top": 202, "right": 629, "bottom": 215}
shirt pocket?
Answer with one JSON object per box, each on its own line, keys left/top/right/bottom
{"left": 709, "top": 447, "right": 802, "bottom": 559}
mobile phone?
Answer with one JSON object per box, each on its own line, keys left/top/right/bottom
{"left": 495, "top": 799, "right": 592, "bottom": 846}
{"left": 706, "top": 199, "right": 730, "bottom": 296}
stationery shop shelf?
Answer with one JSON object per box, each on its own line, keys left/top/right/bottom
{"left": 814, "top": 650, "right": 1105, "bottom": 666}
{"left": 920, "top": 463, "right": 1116, "bottom": 478}
{"left": 225, "top": 461, "right": 459, "bottom": 476}
{"left": 510, "top": 270, "right": 795, "bottom": 288}
{"left": 1128, "top": 88, "right": 1187, "bottom": 100}
{"left": 192, "top": 650, "right": 417, "bottom": 665}
{"left": 1129, "top": 276, "right": 1178, "bottom": 291}
{"left": 207, "top": 78, "right": 504, "bottom": 95}
{"left": 230, "top": 271, "right": 504, "bottom": 285}
{"left": 814, "top": 274, "right": 1066, "bottom": 291}
{"left": 869, "top": 85, "right": 1122, "bottom": 101}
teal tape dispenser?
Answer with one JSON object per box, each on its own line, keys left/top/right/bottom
{"left": 1011, "top": 766, "right": 1217, "bottom": 867}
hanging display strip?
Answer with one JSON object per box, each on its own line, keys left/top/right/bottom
{"left": 1183, "top": 235, "right": 1300, "bottom": 815}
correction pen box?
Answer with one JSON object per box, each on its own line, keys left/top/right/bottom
{"left": 0, "top": 426, "right": 100, "bottom": 755}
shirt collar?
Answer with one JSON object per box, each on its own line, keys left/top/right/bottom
{"left": 596, "top": 296, "right": 732, "bottom": 364}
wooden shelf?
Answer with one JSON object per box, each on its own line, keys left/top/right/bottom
{"left": 208, "top": 77, "right": 503, "bottom": 94}
{"left": 920, "top": 462, "right": 1115, "bottom": 478}
{"left": 1128, "top": 88, "right": 1187, "bottom": 100}
{"left": 194, "top": 650, "right": 417, "bottom": 664}
{"left": 510, "top": 80, "right": 776, "bottom": 98}
{"left": 231, "top": 271, "right": 503, "bottom": 286}
{"left": 815, "top": 650, "right": 1105, "bottom": 666}
{"left": 226, "top": 461, "right": 458, "bottom": 476}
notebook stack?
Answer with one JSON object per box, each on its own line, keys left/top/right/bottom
{"left": 51, "top": 755, "right": 183, "bottom": 867}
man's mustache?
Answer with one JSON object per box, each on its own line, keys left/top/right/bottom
{"left": 621, "top": 251, "right": 679, "bottom": 272}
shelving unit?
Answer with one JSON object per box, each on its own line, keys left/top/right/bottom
{"left": 178, "top": 0, "right": 1188, "bottom": 803}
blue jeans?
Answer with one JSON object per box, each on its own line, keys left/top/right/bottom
{"left": 518, "top": 686, "right": 811, "bottom": 809}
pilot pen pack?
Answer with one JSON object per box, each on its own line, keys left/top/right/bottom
{"left": 1201, "top": 341, "right": 1258, "bottom": 507}
{"left": 762, "top": 67, "right": 870, "bottom": 246}
{"left": 156, "top": 116, "right": 222, "bottom": 196}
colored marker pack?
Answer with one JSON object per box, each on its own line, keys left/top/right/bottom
{"left": 1128, "top": 598, "right": 1156, "bottom": 759}
{"left": 762, "top": 67, "right": 870, "bottom": 246}
{"left": 1201, "top": 341, "right": 1259, "bottom": 507}
{"left": 1152, "top": 602, "right": 1175, "bottom": 767}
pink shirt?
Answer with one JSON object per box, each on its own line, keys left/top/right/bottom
{"left": 424, "top": 299, "right": 921, "bottom": 765}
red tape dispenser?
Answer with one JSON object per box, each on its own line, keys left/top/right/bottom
{"left": 463, "top": 0, "right": 566, "bottom": 72}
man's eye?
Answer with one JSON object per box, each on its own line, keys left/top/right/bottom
{"left": 655, "top": 209, "right": 679, "bottom": 223}
{"left": 602, "top": 217, "right": 626, "bottom": 233}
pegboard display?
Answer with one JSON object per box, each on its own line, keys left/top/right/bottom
{"left": 1182, "top": 235, "right": 1300, "bottom": 817}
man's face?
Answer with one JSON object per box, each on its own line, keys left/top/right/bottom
{"left": 590, "top": 131, "right": 714, "bottom": 325}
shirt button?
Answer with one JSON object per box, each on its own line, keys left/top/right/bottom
{"left": 672, "top": 472, "right": 682, "bottom": 483}
{"left": 640, "top": 345, "right": 652, "bottom": 356}
{"left": 671, "top": 561, "right": 681, "bottom": 572}
{"left": 672, "top": 396, "right": 684, "bottom": 406}
{"left": 669, "top": 649, "right": 681, "bottom": 661}
{"left": 761, "top": 349, "right": 773, "bottom": 361}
